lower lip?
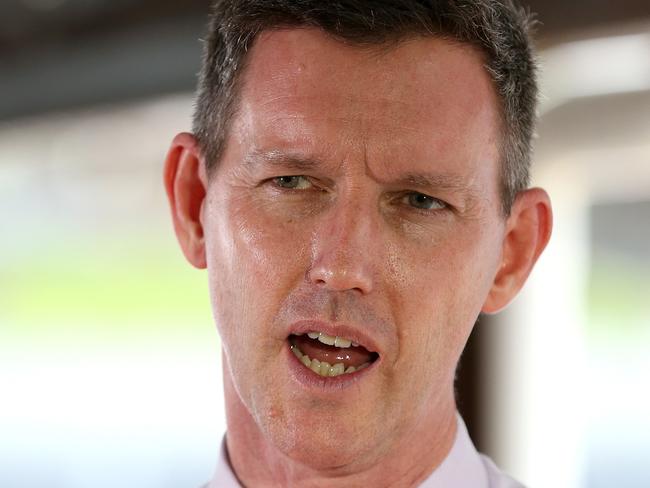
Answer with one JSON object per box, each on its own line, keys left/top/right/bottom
{"left": 285, "top": 340, "right": 379, "bottom": 393}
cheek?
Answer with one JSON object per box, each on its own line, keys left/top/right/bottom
{"left": 389, "top": 223, "right": 501, "bottom": 360}
{"left": 207, "top": 192, "right": 302, "bottom": 281}
{"left": 203, "top": 193, "right": 312, "bottom": 341}
{"left": 203, "top": 194, "right": 317, "bottom": 416}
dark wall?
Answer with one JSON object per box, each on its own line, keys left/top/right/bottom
{"left": 1, "top": 0, "right": 649, "bottom": 120}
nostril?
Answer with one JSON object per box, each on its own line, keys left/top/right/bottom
{"left": 306, "top": 264, "right": 373, "bottom": 294}
{"left": 306, "top": 266, "right": 332, "bottom": 286}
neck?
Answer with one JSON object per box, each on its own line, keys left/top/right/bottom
{"left": 221, "top": 354, "right": 458, "bottom": 488}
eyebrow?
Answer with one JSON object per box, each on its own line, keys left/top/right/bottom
{"left": 391, "top": 172, "right": 470, "bottom": 193}
{"left": 244, "top": 149, "right": 322, "bottom": 172}
{"left": 385, "top": 171, "right": 483, "bottom": 209}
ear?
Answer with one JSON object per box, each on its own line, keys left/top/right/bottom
{"left": 163, "top": 132, "right": 207, "bottom": 269}
{"left": 481, "top": 188, "right": 553, "bottom": 314}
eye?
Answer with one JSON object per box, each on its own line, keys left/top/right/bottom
{"left": 403, "top": 192, "right": 447, "bottom": 210}
{"left": 273, "top": 176, "right": 313, "bottom": 190}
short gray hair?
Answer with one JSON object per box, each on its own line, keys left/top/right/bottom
{"left": 193, "top": 0, "right": 538, "bottom": 215}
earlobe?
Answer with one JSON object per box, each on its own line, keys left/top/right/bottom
{"left": 481, "top": 188, "right": 553, "bottom": 314}
{"left": 163, "top": 132, "right": 208, "bottom": 269}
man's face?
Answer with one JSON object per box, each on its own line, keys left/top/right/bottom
{"left": 202, "top": 29, "right": 506, "bottom": 469}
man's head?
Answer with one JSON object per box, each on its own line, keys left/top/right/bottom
{"left": 164, "top": 0, "right": 552, "bottom": 483}
{"left": 193, "top": 0, "right": 539, "bottom": 216}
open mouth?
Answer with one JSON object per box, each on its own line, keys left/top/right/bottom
{"left": 289, "top": 331, "right": 379, "bottom": 378}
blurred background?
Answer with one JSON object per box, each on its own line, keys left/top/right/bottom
{"left": 1, "top": 1, "right": 649, "bottom": 487}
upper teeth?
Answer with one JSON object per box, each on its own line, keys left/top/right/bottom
{"left": 306, "top": 331, "right": 355, "bottom": 348}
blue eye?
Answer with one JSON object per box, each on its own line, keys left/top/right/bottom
{"left": 273, "top": 176, "right": 312, "bottom": 189}
{"left": 405, "top": 192, "right": 446, "bottom": 210}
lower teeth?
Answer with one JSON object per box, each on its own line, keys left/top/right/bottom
{"left": 291, "top": 344, "right": 369, "bottom": 377}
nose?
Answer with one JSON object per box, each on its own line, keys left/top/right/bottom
{"left": 306, "top": 197, "right": 377, "bottom": 294}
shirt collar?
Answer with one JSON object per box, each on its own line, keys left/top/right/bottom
{"left": 207, "top": 413, "right": 488, "bottom": 488}
{"left": 419, "top": 412, "right": 489, "bottom": 487}
{"left": 206, "top": 436, "right": 241, "bottom": 488}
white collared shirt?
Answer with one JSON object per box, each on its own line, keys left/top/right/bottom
{"left": 204, "top": 414, "right": 524, "bottom": 487}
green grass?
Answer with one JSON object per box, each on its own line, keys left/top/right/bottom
{"left": 0, "top": 234, "right": 213, "bottom": 338}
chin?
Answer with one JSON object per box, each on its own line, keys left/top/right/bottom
{"left": 261, "top": 407, "right": 388, "bottom": 473}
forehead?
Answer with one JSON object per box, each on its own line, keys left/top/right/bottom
{"left": 232, "top": 28, "right": 501, "bottom": 184}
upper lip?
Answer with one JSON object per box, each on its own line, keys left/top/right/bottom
{"left": 287, "top": 320, "right": 382, "bottom": 355}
